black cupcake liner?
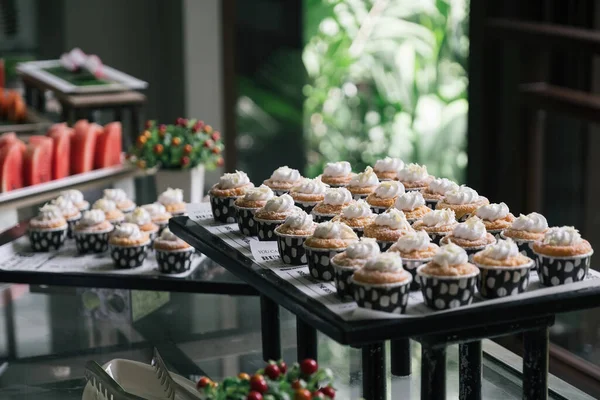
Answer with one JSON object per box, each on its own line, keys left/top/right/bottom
{"left": 405, "top": 186, "right": 427, "bottom": 192}
{"left": 294, "top": 200, "right": 319, "bottom": 214}
{"left": 351, "top": 277, "right": 412, "bottom": 314}
{"left": 74, "top": 229, "right": 113, "bottom": 254}
{"left": 534, "top": 251, "right": 593, "bottom": 287}
{"left": 424, "top": 199, "right": 439, "bottom": 210}
{"left": 402, "top": 258, "right": 431, "bottom": 290}
{"left": 210, "top": 195, "right": 238, "bottom": 223}
{"left": 331, "top": 263, "right": 358, "bottom": 299}
{"left": 417, "top": 267, "right": 479, "bottom": 310}
{"left": 475, "top": 261, "right": 534, "bottom": 298}
{"left": 275, "top": 232, "right": 309, "bottom": 265}
{"left": 304, "top": 245, "right": 346, "bottom": 281}
{"left": 66, "top": 215, "right": 82, "bottom": 239}
{"left": 457, "top": 213, "right": 472, "bottom": 223}
{"left": 255, "top": 218, "right": 284, "bottom": 241}
{"left": 156, "top": 248, "right": 195, "bottom": 273}
{"left": 235, "top": 206, "right": 259, "bottom": 236}
{"left": 370, "top": 205, "right": 390, "bottom": 215}
{"left": 109, "top": 242, "right": 149, "bottom": 269}
{"left": 311, "top": 212, "right": 336, "bottom": 223}
{"left": 351, "top": 193, "right": 370, "bottom": 201}
{"left": 28, "top": 227, "right": 68, "bottom": 252}
{"left": 272, "top": 189, "right": 290, "bottom": 196}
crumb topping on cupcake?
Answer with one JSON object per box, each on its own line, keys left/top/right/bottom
{"left": 336, "top": 200, "right": 375, "bottom": 228}
{"left": 412, "top": 209, "right": 458, "bottom": 233}
{"left": 332, "top": 238, "right": 380, "bottom": 268}
{"left": 141, "top": 203, "right": 172, "bottom": 224}
{"left": 347, "top": 166, "right": 379, "bottom": 195}
{"left": 153, "top": 227, "right": 191, "bottom": 251}
{"left": 389, "top": 230, "right": 438, "bottom": 259}
{"left": 312, "top": 187, "right": 353, "bottom": 216}
{"left": 364, "top": 208, "right": 413, "bottom": 242}
{"left": 210, "top": 170, "right": 254, "bottom": 197}
{"left": 254, "top": 194, "right": 300, "bottom": 221}
{"left": 394, "top": 191, "right": 431, "bottom": 220}
{"left": 473, "top": 238, "right": 531, "bottom": 267}
{"left": 290, "top": 177, "right": 329, "bottom": 202}
{"left": 30, "top": 204, "right": 67, "bottom": 230}
{"left": 275, "top": 211, "right": 316, "bottom": 236}
{"left": 475, "top": 202, "right": 514, "bottom": 230}
{"left": 263, "top": 166, "right": 302, "bottom": 190}
{"left": 503, "top": 212, "right": 548, "bottom": 241}
{"left": 353, "top": 252, "right": 410, "bottom": 284}
{"left": 436, "top": 186, "right": 489, "bottom": 218}
{"left": 51, "top": 196, "right": 82, "bottom": 220}
{"left": 321, "top": 161, "right": 353, "bottom": 186}
{"left": 104, "top": 188, "right": 135, "bottom": 211}
{"left": 366, "top": 180, "right": 405, "bottom": 208}
{"left": 304, "top": 221, "right": 358, "bottom": 249}
{"left": 396, "top": 163, "right": 433, "bottom": 189}
{"left": 109, "top": 223, "right": 149, "bottom": 246}
{"left": 126, "top": 207, "right": 158, "bottom": 232}
{"left": 422, "top": 178, "right": 459, "bottom": 201}
{"left": 443, "top": 216, "right": 495, "bottom": 248}
{"left": 420, "top": 243, "right": 478, "bottom": 276}
{"left": 75, "top": 209, "right": 113, "bottom": 232}
{"left": 235, "top": 184, "right": 275, "bottom": 209}
{"left": 60, "top": 189, "right": 89, "bottom": 210}
{"left": 373, "top": 157, "right": 404, "bottom": 180}
{"left": 533, "top": 226, "right": 593, "bottom": 257}
{"left": 93, "top": 199, "right": 125, "bottom": 222}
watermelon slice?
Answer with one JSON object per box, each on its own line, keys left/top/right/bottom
{"left": 95, "top": 122, "right": 122, "bottom": 169}
{"left": 0, "top": 143, "right": 24, "bottom": 192}
{"left": 24, "top": 136, "right": 53, "bottom": 186}
{"left": 48, "top": 126, "right": 72, "bottom": 179}
{"left": 0, "top": 132, "right": 17, "bottom": 151}
{"left": 71, "top": 123, "right": 99, "bottom": 174}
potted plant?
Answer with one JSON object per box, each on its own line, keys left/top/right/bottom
{"left": 128, "top": 118, "right": 224, "bottom": 203}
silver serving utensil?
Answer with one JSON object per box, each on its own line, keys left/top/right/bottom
{"left": 151, "top": 348, "right": 200, "bottom": 400}
{"left": 84, "top": 360, "right": 146, "bottom": 400}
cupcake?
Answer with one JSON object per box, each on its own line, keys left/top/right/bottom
{"left": 416, "top": 243, "right": 480, "bottom": 310}
{"left": 289, "top": 177, "right": 329, "bottom": 213}
{"left": 333, "top": 200, "right": 375, "bottom": 237}
{"left": 303, "top": 221, "right": 359, "bottom": 281}
{"left": 28, "top": 204, "right": 68, "bottom": 252}
{"left": 153, "top": 227, "right": 195, "bottom": 274}
{"left": 351, "top": 252, "right": 412, "bottom": 314}
{"left": 73, "top": 209, "right": 114, "bottom": 254}
{"left": 393, "top": 191, "right": 431, "bottom": 223}
{"left": 440, "top": 216, "right": 496, "bottom": 260}
{"left": 436, "top": 186, "right": 489, "bottom": 222}
{"left": 108, "top": 223, "right": 151, "bottom": 269}
{"left": 93, "top": 199, "right": 125, "bottom": 225}
{"left": 320, "top": 161, "right": 353, "bottom": 187}
{"left": 234, "top": 185, "right": 275, "bottom": 236}
{"left": 388, "top": 230, "right": 439, "bottom": 290}
{"left": 363, "top": 208, "right": 413, "bottom": 251}
{"left": 346, "top": 166, "right": 379, "bottom": 200}
{"left": 421, "top": 178, "right": 459, "bottom": 209}
{"left": 126, "top": 207, "right": 160, "bottom": 243}
{"left": 396, "top": 163, "right": 433, "bottom": 191}
{"left": 157, "top": 188, "right": 186, "bottom": 216}
{"left": 209, "top": 171, "right": 254, "bottom": 223}
{"left": 141, "top": 203, "right": 172, "bottom": 233}
{"left": 532, "top": 227, "right": 593, "bottom": 287}
{"left": 373, "top": 157, "right": 404, "bottom": 181}
{"left": 331, "top": 238, "right": 380, "bottom": 299}
{"left": 263, "top": 166, "right": 303, "bottom": 195}
{"left": 412, "top": 209, "right": 458, "bottom": 245}
{"left": 501, "top": 212, "right": 548, "bottom": 260}
{"left": 60, "top": 189, "right": 89, "bottom": 212}
{"left": 274, "top": 211, "right": 316, "bottom": 265}
{"left": 473, "top": 239, "right": 535, "bottom": 298}
{"left": 51, "top": 196, "right": 82, "bottom": 238}
{"left": 474, "top": 202, "right": 514, "bottom": 239}
{"left": 311, "top": 187, "right": 353, "bottom": 223}
{"left": 366, "top": 181, "right": 405, "bottom": 214}
{"left": 253, "top": 194, "right": 301, "bottom": 241}
{"left": 103, "top": 188, "right": 136, "bottom": 214}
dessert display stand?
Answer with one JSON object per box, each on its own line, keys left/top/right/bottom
{"left": 171, "top": 208, "right": 600, "bottom": 400}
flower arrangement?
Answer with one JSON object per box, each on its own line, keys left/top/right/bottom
{"left": 195, "top": 359, "right": 336, "bottom": 400}
{"left": 128, "top": 118, "right": 224, "bottom": 170}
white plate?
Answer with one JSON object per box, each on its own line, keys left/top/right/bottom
{"left": 81, "top": 358, "right": 199, "bottom": 400}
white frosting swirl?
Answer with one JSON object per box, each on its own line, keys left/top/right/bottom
{"left": 452, "top": 217, "right": 487, "bottom": 241}
{"left": 79, "top": 210, "right": 106, "bottom": 226}
{"left": 243, "top": 185, "right": 275, "bottom": 202}
{"left": 270, "top": 166, "right": 301, "bottom": 182}
{"left": 219, "top": 170, "right": 251, "bottom": 189}
{"left": 112, "top": 223, "right": 143, "bottom": 240}
{"left": 475, "top": 202, "right": 509, "bottom": 221}
{"left": 433, "top": 243, "right": 469, "bottom": 267}
{"left": 281, "top": 212, "right": 314, "bottom": 231}
{"left": 292, "top": 177, "right": 329, "bottom": 195}
{"left": 323, "top": 188, "right": 352, "bottom": 205}
{"left": 159, "top": 227, "right": 180, "bottom": 241}
{"left": 158, "top": 188, "right": 184, "bottom": 205}
{"left": 60, "top": 189, "right": 84, "bottom": 204}
{"left": 421, "top": 209, "right": 457, "bottom": 227}
{"left": 38, "top": 204, "right": 64, "bottom": 221}
{"left": 444, "top": 186, "right": 480, "bottom": 205}
{"left": 482, "top": 239, "right": 519, "bottom": 260}
{"left": 374, "top": 157, "right": 404, "bottom": 172}
{"left": 349, "top": 166, "right": 379, "bottom": 187}
{"left": 542, "top": 226, "right": 582, "bottom": 246}
{"left": 313, "top": 221, "right": 358, "bottom": 240}
{"left": 103, "top": 188, "right": 128, "bottom": 203}
{"left": 396, "top": 163, "right": 428, "bottom": 182}
{"left": 428, "top": 178, "right": 459, "bottom": 195}
{"left": 346, "top": 238, "right": 380, "bottom": 259}
{"left": 51, "top": 196, "right": 78, "bottom": 213}
{"left": 93, "top": 199, "right": 117, "bottom": 212}
{"left": 394, "top": 191, "right": 425, "bottom": 211}
{"left": 342, "top": 200, "right": 373, "bottom": 219}
{"left": 511, "top": 212, "right": 548, "bottom": 233}
{"left": 126, "top": 207, "right": 152, "bottom": 225}
{"left": 374, "top": 208, "right": 411, "bottom": 230}
{"left": 375, "top": 181, "right": 404, "bottom": 199}
{"left": 262, "top": 194, "right": 295, "bottom": 213}
{"left": 323, "top": 161, "right": 351, "bottom": 177}
{"left": 142, "top": 203, "right": 167, "bottom": 216}
{"left": 363, "top": 252, "right": 404, "bottom": 273}
{"left": 392, "top": 230, "right": 431, "bottom": 253}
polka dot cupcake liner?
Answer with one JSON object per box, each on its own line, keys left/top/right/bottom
{"left": 156, "top": 247, "right": 195, "bottom": 274}
{"left": 351, "top": 277, "right": 412, "bottom": 314}
{"left": 255, "top": 218, "right": 285, "bottom": 241}
{"left": 475, "top": 260, "right": 534, "bottom": 299}
{"left": 109, "top": 242, "right": 150, "bottom": 269}
{"left": 209, "top": 195, "right": 238, "bottom": 223}
{"left": 74, "top": 228, "right": 113, "bottom": 254}
{"left": 311, "top": 212, "right": 336, "bottom": 223}
{"left": 294, "top": 200, "right": 319, "bottom": 214}
{"left": 370, "top": 206, "right": 389, "bottom": 215}
{"left": 376, "top": 240, "right": 394, "bottom": 252}
{"left": 28, "top": 227, "right": 68, "bottom": 252}
{"left": 533, "top": 250, "right": 593, "bottom": 287}
{"left": 416, "top": 266, "right": 479, "bottom": 311}
{"left": 234, "top": 206, "right": 259, "bottom": 237}
{"left": 402, "top": 258, "right": 431, "bottom": 291}
{"left": 272, "top": 189, "right": 290, "bottom": 196}
{"left": 274, "top": 231, "right": 309, "bottom": 265}
{"left": 331, "top": 263, "right": 358, "bottom": 299}
{"left": 424, "top": 199, "right": 439, "bottom": 210}
{"left": 303, "top": 245, "right": 346, "bottom": 281}
{"left": 66, "top": 215, "right": 82, "bottom": 239}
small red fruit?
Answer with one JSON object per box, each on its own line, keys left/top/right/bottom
{"left": 193, "top": 121, "right": 204, "bottom": 132}
{"left": 183, "top": 144, "right": 193, "bottom": 154}
{"left": 264, "top": 364, "right": 280, "bottom": 380}
{"left": 154, "top": 144, "right": 163, "bottom": 154}
{"left": 238, "top": 372, "right": 250, "bottom": 381}
{"left": 211, "top": 131, "right": 221, "bottom": 141}
{"left": 196, "top": 377, "right": 212, "bottom": 389}
{"left": 181, "top": 156, "right": 190, "bottom": 166}
{"left": 291, "top": 380, "right": 303, "bottom": 390}
{"left": 250, "top": 375, "right": 268, "bottom": 393}
{"left": 278, "top": 361, "right": 287, "bottom": 374}
{"left": 172, "top": 137, "right": 181, "bottom": 146}
{"left": 300, "top": 359, "right": 318, "bottom": 375}
{"left": 294, "top": 389, "right": 312, "bottom": 400}
{"left": 247, "top": 392, "right": 263, "bottom": 400}
{"left": 320, "top": 387, "right": 335, "bottom": 399}
{"left": 217, "top": 157, "right": 224, "bottom": 167}
{"left": 211, "top": 146, "right": 221, "bottom": 154}
{"left": 176, "top": 117, "right": 187, "bottom": 126}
